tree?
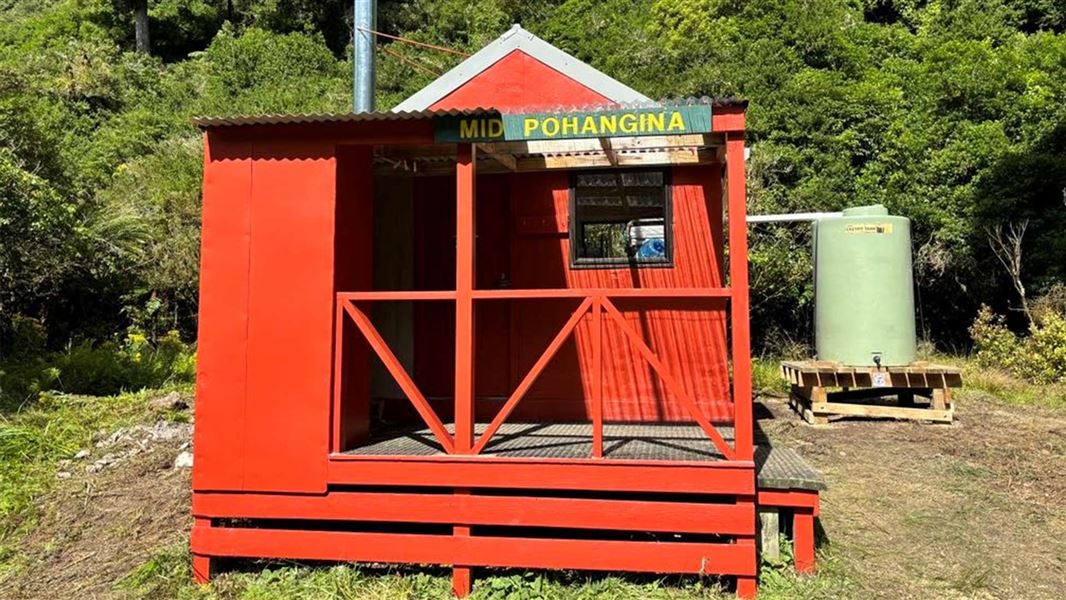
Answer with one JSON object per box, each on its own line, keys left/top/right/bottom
{"left": 988, "top": 220, "right": 1033, "bottom": 326}
{"left": 132, "top": 0, "right": 150, "bottom": 53}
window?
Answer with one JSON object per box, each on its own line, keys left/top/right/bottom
{"left": 570, "top": 169, "right": 672, "bottom": 267}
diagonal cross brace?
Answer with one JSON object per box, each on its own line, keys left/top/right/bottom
{"left": 600, "top": 298, "right": 736, "bottom": 460}
{"left": 472, "top": 297, "right": 594, "bottom": 454}
{"left": 342, "top": 301, "right": 456, "bottom": 453}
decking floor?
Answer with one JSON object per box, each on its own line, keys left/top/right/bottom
{"left": 342, "top": 422, "right": 826, "bottom": 490}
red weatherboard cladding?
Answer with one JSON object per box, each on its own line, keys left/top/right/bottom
{"left": 429, "top": 50, "right": 611, "bottom": 110}
{"left": 410, "top": 166, "right": 731, "bottom": 422}
{"left": 194, "top": 135, "right": 340, "bottom": 493}
{"left": 511, "top": 167, "right": 731, "bottom": 421}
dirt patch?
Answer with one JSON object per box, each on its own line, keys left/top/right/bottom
{"left": 2, "top": 418, "right": 192, "bottom": 600}
{"left": 759, "top": 390, "right": 1066, "bottom": 599}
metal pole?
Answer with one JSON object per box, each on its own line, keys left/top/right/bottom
{"left": 353, "top": 0, "right": 376, "bottom": 113}
{"left": 746, "top": 212, "right": 842, "bottom": 223}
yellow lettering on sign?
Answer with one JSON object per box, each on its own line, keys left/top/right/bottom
{"left": 639, "top": 113, "right": 649, "bottom": 131}
{"left": 647, "top": 112, "right": 665, "bottom": 132}
{"left": 524, "top": 117, "right": 539, "bottom": 136}
{"left": 581, "top": 116, "right": 597, "bottom": 134}
{"left": 599, "top": 115, "right": 617, "bottom": 135}
{"left": 487, "top": 118, "right": 504, "bottom": 137}
{"left": 542, "top": 117, "right": 560, "bottom": 136}
{"left": 459, "top": 119, "right": 478, "bottom": 139}
{"left": 561, "top": 116, "right": 579, "bottom": 135}
{"left": 667, "top": 111, "right": 686, "bottom": 131}
{"left": 619, "top": 113, "right": 637, "bottom": 134}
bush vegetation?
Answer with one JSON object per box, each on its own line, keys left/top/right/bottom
{"left": 0, "top": 1, "right": 1064, "bottom": 402}
{"left": 970, "top": 299, "right": 1066, "bottom": 385}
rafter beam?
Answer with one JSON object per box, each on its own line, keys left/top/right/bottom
{"left": 598, "top": 137, "right": 618, "bottom": 166}
{"left": 475, "top": 143, "right": 516, "bottom": 171}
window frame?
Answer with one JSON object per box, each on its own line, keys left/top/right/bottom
{"left": 568, "top": 168, "right": 674, "bottom": 269}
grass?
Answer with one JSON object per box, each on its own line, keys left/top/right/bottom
{"left": 959, "top": 364, "right": 1066, "bottom": 408}
{"left": 752, "top": 358, "right": 789, "bottom": 396}
{"left": 0, "top": 384, "right": 193, "bottom": 577}
{"left": 120, "top": 541, "right": 855, "bottom": 600}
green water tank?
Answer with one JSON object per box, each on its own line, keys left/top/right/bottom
{"left": 814, "top": 205, "right": 916, "bottom": 366}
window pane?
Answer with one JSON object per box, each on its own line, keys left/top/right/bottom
{"left": 572, "top": 170, "right": 669, "bottom": 264}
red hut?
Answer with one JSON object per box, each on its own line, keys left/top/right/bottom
{"left": 189, "top": 25, "right": 819, "bottom": 598}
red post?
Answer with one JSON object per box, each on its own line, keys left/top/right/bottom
{"left": 192, "top": 517, "right": 213, "bottom": 583}
{"left": 794, "top": 510, "right": 816, "bottom": 573}
{"left": 726, "top": 132, "right": 753, "bottom": 462}
{"left": 331, "top": 299, "right": 345, "bottom": 454}
{"left": 453, "top": 488, "right": 473, "bottom": 596}
{"left": 454, "top": 144, "right": 477, "bottom": 453}
{"left": 736, "top": 575, "right": 757, "bottom": 598}
{"left": 452, "top": 565, "right": 472, "bottom": 597}
{"left": 591, "top": 296, "right": 603, "bottom": 458}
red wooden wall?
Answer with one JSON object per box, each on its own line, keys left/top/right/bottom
{"left": 193, "top": 133, "right": 363, "bottom": 493}
{"left": 410, "top": 166, "right": 731, "bottom": 422}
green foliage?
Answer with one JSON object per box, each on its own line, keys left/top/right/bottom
{"left": 120, "top": 550, "right": 738, "bottom": 600}
{"left": 752, "top": 358, "right": 789, "bottom": 395}
{"left": 0, "top": 319, "right": 196, "bottom": 408}
{"left": 0, "top": 0, "right": 1064, "bottom": 367}
{"left": 970, "top": 303, "right": 1066, "bottom": 384}
{"left": 756, "top": 537, "right": 854, "bottom": 600}
{"left": 194, "top": 25, "right": 349, "bottom": 116}
{"left": 0, "top": 148, "right": 82, "bottom": 325}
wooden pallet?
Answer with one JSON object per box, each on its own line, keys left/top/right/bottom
{"left": 780, "top": 360, "right": 963, "bottom": 424}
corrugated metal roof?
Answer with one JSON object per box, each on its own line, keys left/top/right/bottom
{"left": 192, "top": 97, "right": 747, "bottom": 129}
{"left": 191, "top": 107, "right": 497, "bottom": 128}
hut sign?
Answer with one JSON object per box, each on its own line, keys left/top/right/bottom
{"left": 435, "top": 105, "right": 713, "bottom": 142}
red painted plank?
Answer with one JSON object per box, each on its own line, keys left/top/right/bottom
{"left": 333, "top": 145, "right": 375, "bottom": 451}
{"left": 193, "top": 134, "right": 252, "bottom": 492}
{"left": 193, "top": 491, "right": 756, "bottom": 535}
{"left": 326, "top": 459, "right": 755, "bottom": 495}
{"left": 711, "top": 106, "right": 746, "bottom": 132}
{"left": 470, "top": 287, "right": 731, "bottom": 299}
{"left": 191, "top": 526, "right": 758, "bottom": 576}
{"left": 758, "top": 489, "right": 820, "bottom": 516}
{"left": 192, "top": 517, "right": 213, "bottom": 583}
{"left": 794, "top": 512, "right": 816, "bottom": 572}
{"left": 242, "top": 139, "right": 336, "bottom": 493}
{"left": 454, "top": 144, "right": 477, "bottom": 452}
{"left": 726, "top": 133, "right": 754, "bottom": 462}
{"left": 591, "top": 297, "right": 603, "bottom": 457}
{"left": 338, "top": 290, "right": 458, "bottom": 301}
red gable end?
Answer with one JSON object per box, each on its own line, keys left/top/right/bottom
{"left": 429, "top": 50, "right": 611, "bottom": 111}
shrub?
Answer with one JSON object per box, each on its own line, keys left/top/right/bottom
{"left": 969, "top": 306, "right": 1020, "bottom": 372}
{"left": 970, "top": 304, "right": 1066, "bottom": 384}
{"left": 0, "top": 323, "right": 196, "bottom": 408}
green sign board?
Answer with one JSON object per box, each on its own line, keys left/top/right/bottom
{"left": 434, "top": 106, "right": 713, "bottom": 143}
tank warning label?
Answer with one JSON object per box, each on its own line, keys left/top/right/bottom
{"left": 846, "top": 223, "right": 893, "bottom": 234}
